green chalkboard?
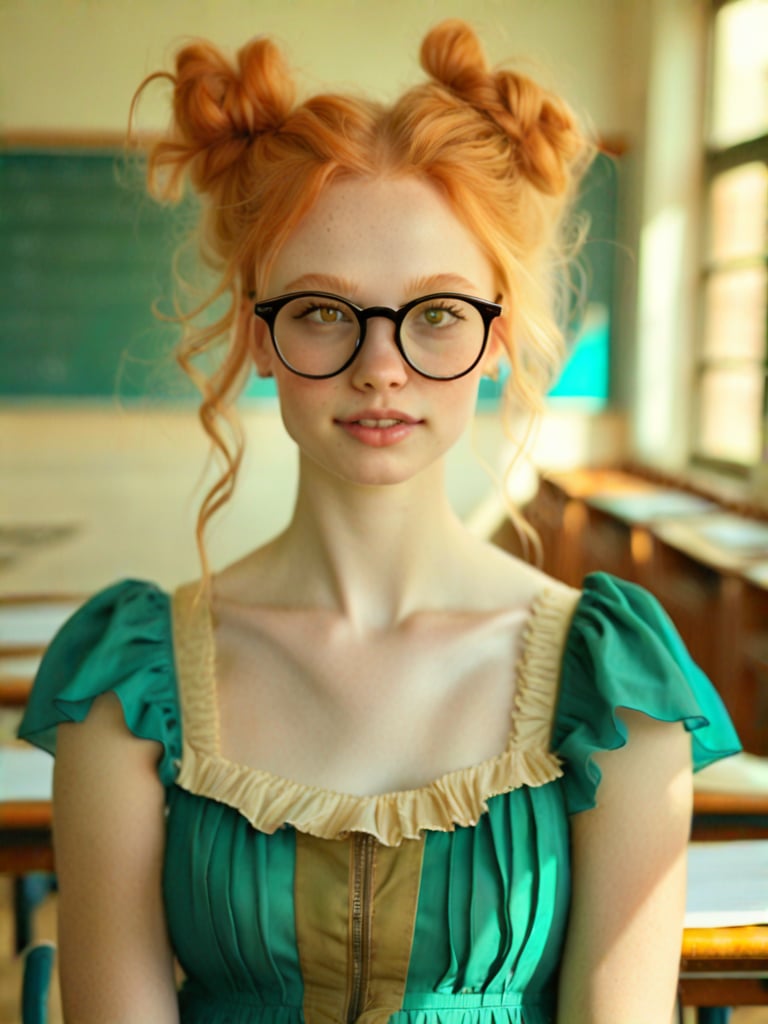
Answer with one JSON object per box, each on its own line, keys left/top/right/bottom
{"left": 0, "top": 148, "right": 616, "bottom": 404}
{"left": 3, "top": 150, "right": 182, "bottom": 398}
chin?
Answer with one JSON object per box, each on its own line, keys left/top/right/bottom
{"left": 306, "top": 450, "right": 443, "bottom": 491}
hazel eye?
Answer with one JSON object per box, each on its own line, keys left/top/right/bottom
{"left": 301, "top": 305, "right": 343, "bottom": 324}
{"left": 421, "top": 304, "right": 464, "bottom": 327}
{"left": 425, "top": 308, "right": 447, "bottom": 325}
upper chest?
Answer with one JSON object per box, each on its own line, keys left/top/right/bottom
{"left": 210, "top": 603, "right": 530, "bottom": 791}
{"left": 171, "top": 581, "right": 581, "bottom": 798}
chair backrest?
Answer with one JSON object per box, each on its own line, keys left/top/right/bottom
{"left": 21, "top": 942, "right": 55, "bottom": 1024}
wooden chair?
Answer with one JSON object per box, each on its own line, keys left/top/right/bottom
{"left": 20, "top": 942, "right": 55, "bottom": 1024}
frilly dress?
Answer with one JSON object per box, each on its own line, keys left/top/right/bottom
{"left": 18, "top": 572, "right": 740, "bottom": 1024}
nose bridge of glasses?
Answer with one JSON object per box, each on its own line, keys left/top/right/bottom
{"left": 356, "top": 305, "right": 407, "bottom": 353}
{"left": 358, "top": 305, "right": 402, "bottom": 334}
{"left": 351, "top": 306, "right": 413, "bottom": 381}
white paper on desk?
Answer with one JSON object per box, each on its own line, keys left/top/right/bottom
{"left": 0, "top": 746, "right": 53, "bottom": 801}
{"left": 0, "top": 602, "right": 79, "bottom": 647}
{"left": 590, "top": 491, "right": 718, "bottom": 522}
{"left": 686, "top": 840, "right": 768, "bottom": 928}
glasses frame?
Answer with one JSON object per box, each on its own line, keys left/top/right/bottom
{"left": 253, "top": 290, "right": 503, "bottom": 381}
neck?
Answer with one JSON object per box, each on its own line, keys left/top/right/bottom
{"left": 274, "top": 455, "right": 471, "bottom": 630}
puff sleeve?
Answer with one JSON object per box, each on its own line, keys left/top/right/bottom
{"left": 17, "top": 580, "right": 181, "bottom": 787}
{"left": 553, "top": 572, "right": 741, "bottom": 815}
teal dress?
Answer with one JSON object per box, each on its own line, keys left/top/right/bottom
{"left": 18, "top": 573, "right": 740, "bottom": 1024}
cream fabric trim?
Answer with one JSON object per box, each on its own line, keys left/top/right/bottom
{"left": 172, "top": 580, "right": 581, "bottom": 846}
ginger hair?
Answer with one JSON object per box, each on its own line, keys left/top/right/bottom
{"left": 132, "top": 20, "right": 593, "bottom": 579}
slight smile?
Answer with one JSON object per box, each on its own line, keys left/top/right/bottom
{"left": 335, "top": 410, "right": 423, "bottom": 447}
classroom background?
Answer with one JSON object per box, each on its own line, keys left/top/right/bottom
{"left": 1, "top": 1, "right": 767, "bottom": 1021}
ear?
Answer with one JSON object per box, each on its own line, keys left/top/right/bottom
{"left": 240, "top": 296, "right": 274, "bottom": 378}
{"left": 480, "top": 319, "right": 506, "bottom": 379}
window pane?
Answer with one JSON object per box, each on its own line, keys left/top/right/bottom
{"left": 708, "top": 162, "right": 767, "bottom": 263}
{"left": 696, "top": 366, "right": 765, "bottom": 463}
{"left": 710, "top": 0, "right": 768, "bottom": 147}
{"left": 703, "top": 265, "right": 767, "bottom": 358}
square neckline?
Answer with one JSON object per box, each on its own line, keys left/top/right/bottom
{"left": 169, "top": 579, "right": 581, "bottom": 844}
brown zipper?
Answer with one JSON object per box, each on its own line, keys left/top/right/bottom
{"left": 346, "top": 833, "right": 377, "bottom": 1023}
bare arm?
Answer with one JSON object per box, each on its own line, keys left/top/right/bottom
{"left": 556, "top": 709, "right": 693, "bottom": 1024}
{"left": 54, "top": 693, "right": 179, "bottom": 1023}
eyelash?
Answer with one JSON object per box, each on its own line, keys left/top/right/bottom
{"left": 424, "top": 302, "right": 466, "bottom": 318}
{"left": 290, "top": 297, "right": 471, "bottom": 322}
{"left": 294, "top": 302, "right": 347, "bottom": 318}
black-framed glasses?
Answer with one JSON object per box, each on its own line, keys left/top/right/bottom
{"left": 253, "top": 291, "right": 503, "bottom": 380}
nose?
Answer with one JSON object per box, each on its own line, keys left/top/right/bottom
{"left": 349, "top": 316, "right": 409, "bottom": 391}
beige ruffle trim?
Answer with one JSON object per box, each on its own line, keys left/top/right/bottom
{"left": 172, "top": 582, "right": 580, "bottom": 847}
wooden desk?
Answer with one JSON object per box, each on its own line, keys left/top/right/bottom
{"left": 0, "top": 800, "right": 53, "bottom": 874}
{"left": 528, "top": 470, "right": 659, "bottom": 585}
{"left": 522, "top": 471, "right": 768, "bottom": 754}
{"left": 692, "top": 791, "right": 768, "bottom": 840}
{"left": 680, "top": 925, "right": 768, "bottom": 1009}
{"left": 0, "top": 673, "right": 34, "bottom": 707}
{"left": 0, "top": 799, "right": 55, "bottom": 954}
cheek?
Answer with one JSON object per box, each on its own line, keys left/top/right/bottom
{"left": 273, "top": 375, "right": 335, "bottom": 443}
{"left": 445, "top": 376, "right": 483, "bottom": 424}
{"left": 424, "top": 377, "right": 483, "bottom": 456}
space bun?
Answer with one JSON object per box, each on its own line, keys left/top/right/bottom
{"left": 420, "top": 19, "right": 584, "bottom": 195}
{"left": 150, "top": 36, "right": 296, "bottom": 195}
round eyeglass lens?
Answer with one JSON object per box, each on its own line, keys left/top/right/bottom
{"left": 273, "top": 295, "right": 359, "bottom": 376}
{"left": 401, "top": 297, "right": 485, "bottom": 378}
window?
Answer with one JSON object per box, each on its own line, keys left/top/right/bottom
{"left": 693, "top": 0, "right": 768, "bottom": 471}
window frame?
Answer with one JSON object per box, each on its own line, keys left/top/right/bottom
{"left": 689, "top": 0, "right": 768, "bottom": 479}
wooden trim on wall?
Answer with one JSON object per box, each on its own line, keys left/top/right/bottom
{"left": 0, "top": 130, "right": 159, "bottom": 150}
{"left": 2, "top": 129, "right": 631, "bottom": 158}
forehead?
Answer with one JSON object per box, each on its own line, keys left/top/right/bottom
{"left": 266, "top": 176, "right": 496, "bottom": 301}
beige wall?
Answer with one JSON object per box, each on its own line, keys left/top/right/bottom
{"left": 0, "top": 0, "right": 638, "bottom": 138}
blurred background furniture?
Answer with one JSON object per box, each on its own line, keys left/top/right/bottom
{"left": 0, "top": 595, "right": 80, "bottom": 955}
{"left": 501, "top": 466, "right": 768, "bottom": 757}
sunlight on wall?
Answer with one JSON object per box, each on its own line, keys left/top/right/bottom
{"left": 631, "top": 0, "right": 706, "bottom": 470}
{"left": 635, "top": 206, "right": 687, "bottom": 459}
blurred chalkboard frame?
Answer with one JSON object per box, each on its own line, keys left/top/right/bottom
{"left": 0, "top": 145, "right": 618, "bottom": 405}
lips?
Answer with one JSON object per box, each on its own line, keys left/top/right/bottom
{"left": 335, "top": 409, "right": 422, "bottom": 447}
{"left": 340, "top": 410, "right": 421, "bottom": 426}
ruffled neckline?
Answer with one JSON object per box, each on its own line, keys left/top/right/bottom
{"left": 170, "top": 581, "right": 581, "bottom": 846}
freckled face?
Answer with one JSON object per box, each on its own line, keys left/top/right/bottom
{"left": 251, "top": 175, "right": 500, "bottom": 488}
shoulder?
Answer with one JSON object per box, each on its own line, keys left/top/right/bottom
{"left": 18, "top": 579, "right": 181, "bottom": 785}
{"left": 455, "top": 538, "right": 579, "bottom": 612}
{"left": 553, "top": 571, "right": 741, "bottom": 814}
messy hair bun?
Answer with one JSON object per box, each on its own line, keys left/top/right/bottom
{"left": 420, "top": 19, "right": 584, "bottom": 196}
{"left": 134, "top": 21, "right": 592, "bottom": 577}
{"left": 146, "top": 37, "right": 296, "bottom": 199}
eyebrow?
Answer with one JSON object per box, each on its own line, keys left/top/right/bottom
{"left": 281, "top": 273, "right": 359, "bottom": 295}
{"left": 280, "top": 272, "right": 485, "bottom": 299}
{"left": 409, "top": 273, "right": 484, "bottom": 296}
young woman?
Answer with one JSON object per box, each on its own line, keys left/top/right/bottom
{"left": 20, "top": 20, "right": 739, "bottom": 1024}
